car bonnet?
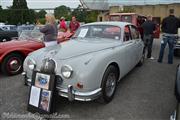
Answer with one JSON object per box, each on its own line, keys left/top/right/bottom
{"left": 30, "top": 38, "right": 121, "bottom": 61}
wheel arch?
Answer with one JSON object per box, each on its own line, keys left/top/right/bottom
{"left": 103, "top": 62, "right": 121, "bottom": 82}
{"left": 1, "top": 51, "right": 26, "bottom": 62}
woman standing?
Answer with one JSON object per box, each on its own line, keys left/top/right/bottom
{"left": 40, "top": 13, "right": 58, "bottom": 47}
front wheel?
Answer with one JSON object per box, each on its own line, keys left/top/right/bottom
{"left": 1, "top": 53, "right": 24, "bottom": 75}
{"left": 101, "top": 65, "right": 118, "bottom": 103}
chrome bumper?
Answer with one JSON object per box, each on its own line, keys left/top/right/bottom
{"left": 175, "top": 44, "right": 180, "bottom": 49}
{"left": 22, "top": 72, "right": 102, "bottom": 101}
{"left": 22, "top": 72, "right": 32, "bottom": 86}
{"left": 57, "top": 86, "right": 102, "bottom": 101}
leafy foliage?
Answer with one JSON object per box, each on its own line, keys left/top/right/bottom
{"left": 0, "top": 3, "right": 100, "bottom": 25}
{"left": 72, "top": 5, "right": 99, "bottom": 23}
{"left": 54, "top": 5, "right": 71, "bottom": 20}
{"left": 36, "top": 10, "right": 47, "bottom": 19}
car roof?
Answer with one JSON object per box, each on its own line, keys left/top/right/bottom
{"left": 110, "top": 13, "right": 136, "bottom": 15}
{"left": 82, "top": 21, "right": 132, "bottom": 28}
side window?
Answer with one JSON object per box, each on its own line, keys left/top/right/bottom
{"left": 123, "top": 25, "right": 131, "bottom": 41}
{"left": 130, "top": 25, "right": 140, "bottom": 39}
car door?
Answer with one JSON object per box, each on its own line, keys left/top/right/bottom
{"left": 129, "top": 25, "right": 143, "bottom": 64}
{"left": 121, "top": 25, "right": 137, "bottom": 74}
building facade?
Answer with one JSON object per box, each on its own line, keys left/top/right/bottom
{"left": 97, "top": 3, "right": 180, "bottom": 22}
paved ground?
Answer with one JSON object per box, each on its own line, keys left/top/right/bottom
{"left": 0, "top": 38, "right": 179, "bottom": 120}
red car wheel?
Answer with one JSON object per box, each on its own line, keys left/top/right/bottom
{"left": 1, "top": 53, "right": 24, "bottom": 75}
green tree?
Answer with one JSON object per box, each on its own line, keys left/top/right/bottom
{"left": 85, "top": 10, "right": 99, "bottom": 23}
{"left": 72, "top": 5, "right": 99, "bottom": 23}
{"left": 0, "top": 6, "right": 3, "bottom": 22}
{"left": 54, "top": 5, "right": 71, "bottom": 20}
{"left": 36, "top": 10, "right": 47, "bottom": 19}
{"left": 71, "top": 5, "right": 87, "bottom": 22}
{"left": 8, "top": 0, "right": 36, "bottom": 24}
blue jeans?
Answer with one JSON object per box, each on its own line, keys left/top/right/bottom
{"left": 158, "top": 35, "right": 176, "bottom": 64}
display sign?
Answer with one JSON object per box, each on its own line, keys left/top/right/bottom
{"left": 27, "top": 71, "right": 56, "bottom": 114}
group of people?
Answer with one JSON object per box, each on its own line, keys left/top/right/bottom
{"left": 141, "top": 9, "right": 180, "bottom": 64}
{"left": 59, "top": 16, "right": 80, "bottom": 33}
{"left": 39, "top": 13, "right": 80, "bottom": 47}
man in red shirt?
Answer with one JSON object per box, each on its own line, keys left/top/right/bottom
{"left": 69, "top": 16, "right": 80, "bottom": 33}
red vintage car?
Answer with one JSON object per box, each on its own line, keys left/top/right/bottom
{"left": 0, "top": 30, "right": 73, "bottom": 75}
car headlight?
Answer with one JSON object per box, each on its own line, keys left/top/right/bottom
{"left": 61, "top": 65, "right": 73, "bottom": 79}
{"left": 27, "top": 58, "right": 36, "bottom": 70}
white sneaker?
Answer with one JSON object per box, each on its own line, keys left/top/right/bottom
{"left": 149, "top": 57, "right": 155, "bottom": 60}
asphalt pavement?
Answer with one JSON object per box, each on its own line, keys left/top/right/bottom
{"left": 0, "top": 38, "right": 179, "bottom": 120}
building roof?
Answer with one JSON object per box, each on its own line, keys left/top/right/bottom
{"left": 80, "top": 0, "right": 180, "bottom": 10}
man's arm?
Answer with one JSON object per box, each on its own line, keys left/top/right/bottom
{"left": 161, "top": 18, "right": 166, "bottom": 33}
{"left": 141, "top": 22, "right": 145, "bottom": 29}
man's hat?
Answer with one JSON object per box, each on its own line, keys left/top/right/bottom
{"left": 60, "top": 16, "right": 65, "bottom": 20}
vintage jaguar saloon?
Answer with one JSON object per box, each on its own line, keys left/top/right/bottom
{"left": 23, "top": 22, "right": 144, "bottom": 103}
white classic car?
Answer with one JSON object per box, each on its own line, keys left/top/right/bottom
{"left": 22, "top": 22, "right": 145, "bottom": 103}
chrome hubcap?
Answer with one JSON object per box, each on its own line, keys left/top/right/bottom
{"left": 105, "top": 73, "right": 116, "bottom": 97}
{"left": 9, "top": 59, "right": 21, "bottom": 72}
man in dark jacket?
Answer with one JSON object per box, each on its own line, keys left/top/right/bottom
{"left": 158, "top": 9, "right": 180, "bottom": 64}
{"left": 141, "top": 15, "right": 156, "bottom": 59}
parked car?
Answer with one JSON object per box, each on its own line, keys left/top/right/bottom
{"left": 22, "top": 22, "right": 145, "bottom": 103}
{"left": 0, "top": 30, "right": 45, "bottom": 75}
{"left": 17, "top": 25, "right": 35, "bottom": 36}
{"left": 170, "top": 65, "right": 180, "bottom": 120}
{"left": 0, "top": 29, "right": 72, "bottom": 75}
{"left": 109, "top": 13, "right": 160, "bottom": 39}
{"left": 0, "top": 25, "right": 18, "bottom": 42}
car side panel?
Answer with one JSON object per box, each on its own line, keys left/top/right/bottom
{"left": 55, "top": 43, "right": 139, "bottom": 92}
{"left": 0, "top": 43, "right": 44, "bottom": 63}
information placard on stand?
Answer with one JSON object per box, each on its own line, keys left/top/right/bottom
{"left": 27, "top": 71, "right": 56, "bottom": 114}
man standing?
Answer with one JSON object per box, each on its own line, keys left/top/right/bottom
{"left": 69, "top": 16, "right": 80, "bottom": 33}
{"left": 158, "top": 9, "right": 180, "bottom": 64}
{"left": 141, "top": 15, "right": 156, "bottom": 59}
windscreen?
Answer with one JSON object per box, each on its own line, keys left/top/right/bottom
{"left": 19, "top": 30, "right": 44, "bottom": 42}
{"left": 73, "top": 25, "right": 121, "bottom": 40}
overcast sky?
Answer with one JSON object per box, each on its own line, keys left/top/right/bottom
{"left": 1, "top": 0, "right": 81, "bottom": 9}
{"left": 1, "top": 0, "right": 180, "bottom": 9}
